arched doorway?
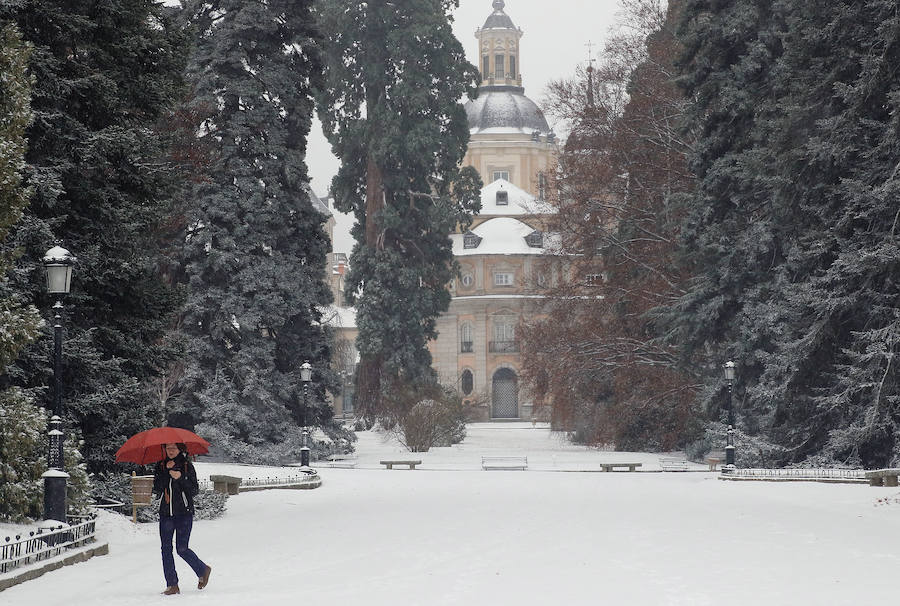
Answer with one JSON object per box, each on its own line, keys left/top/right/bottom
{"left": 491, "top": 368, "right": 518, "bottom": 418}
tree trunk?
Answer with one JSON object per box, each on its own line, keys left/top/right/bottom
{"left": 356, "top": 149, "right": 385, "bottom": 418}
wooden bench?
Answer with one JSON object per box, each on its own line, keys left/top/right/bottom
{"left": 659, "top": 457, "right": 689, "bottom": 472}
{"left": 482, "top": 456, "right": 528, "bottom": 471}
{"left": 380, "top": 460, "right": 421, "bottom": 470}
{"left": 864, "top": 468, "right": 900, "bottom": 487}
{"left": 325, "top": 454, "right": 358, "bottom": 468}
{"left": 706, "top": 457, "right": 725, "bottom": 471}
{"left": 599, "top": 462, "right": 642, "bottom": 472}
{"left": 209, "top": 474, "right": 242, "bottom": 494}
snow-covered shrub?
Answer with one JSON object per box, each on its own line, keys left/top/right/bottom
{"left": 0, "top": 388, "right": 91, "bottom": 522}
{"left": 197, "top": 418, "right": 355, "bottom": 466}
{"left": 384, "top": 383, "right": 472, "bottom": 452}
{"left": 93, "top": 473, "right": 228, "bottom": 522}
{"left": 685, "top": 422, "right": 787, "bottom": 467}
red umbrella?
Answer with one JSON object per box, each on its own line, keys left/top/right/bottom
{"left": 115, "top": 427, "right": 210, "bottom": 465}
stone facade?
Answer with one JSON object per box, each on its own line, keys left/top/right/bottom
{"left": 428, "top": 1, "right": 557, "bottom": 422}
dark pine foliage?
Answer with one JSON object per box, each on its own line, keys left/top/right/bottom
{"left": 172, "top": 0, "right": 337, "bottom": 464}
{"left": 316, "top": 0, "right": 482, "bottom": 419}
{"left": 668, "top": 0, "right": 900, "bottom": 466}
{"left": 0, "top": 0, "right": 190, "bottom": 473}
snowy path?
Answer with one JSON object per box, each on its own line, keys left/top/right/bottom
{"left": 5, "top": 425, "right": 900, "bottom": 604}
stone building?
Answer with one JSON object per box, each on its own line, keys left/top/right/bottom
{"left": 428, "top": 0, "right": 558, "bottom": 421}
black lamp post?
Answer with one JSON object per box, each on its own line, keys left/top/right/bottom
{"left": 41, "top": 245, "right": 75, "bottom": 522}
{"left": 300, "top": 361, "right": 312, "bottom": 467}
{"left": 724, "top": 360, "right": 736, "bottom": 470}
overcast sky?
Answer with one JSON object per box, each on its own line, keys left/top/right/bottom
{"left": 308, "top": 0, "right": 624, "bottom": 197}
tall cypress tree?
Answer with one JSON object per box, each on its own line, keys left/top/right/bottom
{"left": 0, "top": 1, "right": 189, "bottom": 472}
{"left": 316, "top": 0, "right": 482, "bottom": 419}
{"left": 173, "top": 0, "right": 336, "bottom": 464}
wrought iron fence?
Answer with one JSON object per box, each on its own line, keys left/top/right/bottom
{"left": 723, "top": 468, "right": 865, "bottom": 480}
{"left": 239, "top": 473, "right": 318, "bottom": 489}
{"left": 0, "top": 513, "right": 98, "bottom": 576}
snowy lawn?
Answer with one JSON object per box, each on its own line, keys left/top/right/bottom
{"left": 4, "top": 424, "right": 900, "bottom": 605}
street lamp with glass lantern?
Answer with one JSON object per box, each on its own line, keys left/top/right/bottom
{"left": 723, "top": 360, "right": 736, "bottom": 470}
{"left": 41, "top": 245, "right": 75, "bottom": 522}
{"left": 300, "top": 361, "right": 312, "bottom": 467}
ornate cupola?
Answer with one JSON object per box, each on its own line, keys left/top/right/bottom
{"left": 463, "top": 1, "right": 556, "bottom": 200}
{"left": 475, "top": 0, "right": 524, "bottom": 90}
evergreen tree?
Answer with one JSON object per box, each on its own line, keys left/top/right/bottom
{"left": 0, "top": 23, "right": 89, "bottom": 522}
{"left": 316, "top": 0, "right": 482, "bottom": 418}
{"left": 0, "top": 22, "right": 41, "bottom": 376}
{"left": 173, "top": 0, "right": 337, "bottom": 464}
{"left": 668, "top": 0, "right": 900, "bottom": 466}
{"left": 0, "top": 1, "right": 190, "bottom": 472}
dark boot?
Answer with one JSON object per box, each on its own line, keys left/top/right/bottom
{"left": 198, "top": 565, "right": 212, "bottom": 590}
{"left": 162, "top": 585, "right": 180, "bottom": 595}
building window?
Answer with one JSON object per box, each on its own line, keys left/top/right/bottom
{"left": 490, "top": 321, "right": 517, "bottom": 352}
{"left": 525, "top": 230, "right": 543, "bottom": 248}
{"left": 482, "top": 55, "right": 490, "bottom": 79}
{"left": 494, "top": 54, "right": 505, "bottom": 79}
{"left": 463, "top": 231, "right": 482, "bottom": 249}
{"left": 494, "top": 272, "right": 514, "bottom": 287}
{"left": 460, "top": 323, "right": 473, "bottom": 353}
{"left": 585, "top": 273, "right": 604, "bottom": 286}
{"left": 461, "top": 369, "right": 474, "bottom": 395}
{"left": 492, "top": 170, "right": 509, "bottom": 182}
{"left": 538, "top": 171, "right": 546, "bottom": 200}
{"left": 461, "top": 273, "right": 474, "bottom": 288}
{"left": 509, "top": 56, "right": 516, "bottom": 79}
{"left": 495, "top": 190, "right": 508, "bottom": 205}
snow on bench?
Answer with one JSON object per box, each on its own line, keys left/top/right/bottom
{"left": 482, "top": 456, "right": 528, "bottom": 471}
{"left": 324, "top": 455, "right": 358, "bottom": 468}
{"left": 865, "top": 468, "right": 900, "bottom": 487}
{"left": 598, "top": 462, "right": 642, "bottom": 472}
{"left": 659, "top": 457, "right": 689, "bottom": 472}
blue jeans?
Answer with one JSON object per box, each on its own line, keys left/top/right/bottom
{"left": 159, "top": 514, "right": 207, "bottom": 587}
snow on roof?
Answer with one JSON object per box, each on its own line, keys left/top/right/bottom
{"left": 452, "top": 216, "right": 553, "bottom": 256}
{"left": 479, "top": 178, "right": 555, "bottom": 216}
{"left": 465, "top": 89, "right": 550, "bottom": 134}
{"left": 303, "top": 183, "right": 331, "bottom": 217}
{"left": 321, "top": 305, "right": 357, "bottom": 329}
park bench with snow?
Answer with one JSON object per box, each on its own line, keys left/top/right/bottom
{"left": 659, "top": 457, "right": 689, "bottom": 472}
{"left": 706, "top": 454, "right": 725, "bottom": 471}
{"left": 481, "top": 456, "right": 528, "bottom": 470}
{"left": 209, "top": 474, "right": 242, "bottom": 494}
{"left": 380, "top": 460, "right": 421, "bottom": 470}
{"left": 864, "top": 468, "right": 900, "bottom": 487}
{"left": 598, "top": 462, "right": 642, "bottom": 472}
{"left": 324, "top": 454, "right": 358, "bottom": 468}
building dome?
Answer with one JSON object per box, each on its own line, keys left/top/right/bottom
{"left": 465, "top": 89, "right": 551, "bottom": 134}
{"left": 482, "top": 1, "right": 516, "bottom": 30}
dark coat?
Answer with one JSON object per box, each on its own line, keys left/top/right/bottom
{"left": 153, "top": 452, "right": 199, "bottom": 517}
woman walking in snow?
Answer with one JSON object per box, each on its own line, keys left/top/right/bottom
{"left": 153, "top": 442, "right": 212, "bottom": 595}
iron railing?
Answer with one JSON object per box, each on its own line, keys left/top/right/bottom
{"left": 1, "top": 513, "right": 98, "bottom": 575}
{"left": 460, "top": 341, "right": 473, "bottom": 353}
{"left": 722, "top": 468, "right": 865, "bottom": 480}
{"left": 489, "top": 340, "right": 518, "bottom": 353}
{"left": 239, "top": 473, "right": 318, "bottom": 489}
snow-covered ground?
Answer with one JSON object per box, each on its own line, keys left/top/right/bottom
{"left": 4, "top": 423, "right": 900, "bottom": 605}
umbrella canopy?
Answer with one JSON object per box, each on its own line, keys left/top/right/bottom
{"left": 115, "top": 427, "right": 210, "bottom": 465}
